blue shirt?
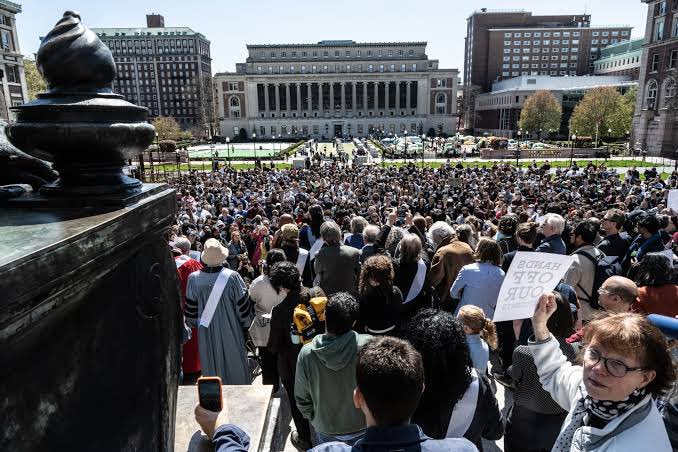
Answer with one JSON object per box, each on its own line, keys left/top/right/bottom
{"left": 466, "top": 334, "right": 490, "bottom": 374}
{"left": 450, "top": 262, "right": 505, "bottom": 319}
{"left": 535, "top": 234, "right": 566, "bottom": 255}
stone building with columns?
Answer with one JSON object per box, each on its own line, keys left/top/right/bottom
{"left": 214, "top": 40, "right": 458, "bottom": 140}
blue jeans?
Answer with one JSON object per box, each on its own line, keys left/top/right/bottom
{"left": 315, "top": 429, "right": 365, "bottom": 447}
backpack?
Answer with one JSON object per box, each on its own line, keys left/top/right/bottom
{"left": 291, "top": 296, "right": 327, "bottom": 345}
{"left": 574, "top": 250, "right": 622, "bottom": 310}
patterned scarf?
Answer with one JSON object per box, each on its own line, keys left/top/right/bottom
{"left": 553, "top": 387, "right": 647, "bottom": 451}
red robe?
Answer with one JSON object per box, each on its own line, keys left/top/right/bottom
{"left": 176, "top": 255, "right": 203, "bottom": 374}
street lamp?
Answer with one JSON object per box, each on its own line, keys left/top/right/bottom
{"left": 252, "top": 132, "right": 257, "bottom": 161}
{"left": 404, "top": 130, "right": 408, "bottom": 163}
{"left": 516, "top": 130, "right": 522, "bottom": 167}
{"left": 421, "top": 133, "right": 426, "bottom": 168}
{"left": 570, "top": 134, "right": 577, "bottom": 168}
{"left": 607, "top": 128, "right": 612, "bottom": 161}
{"left": 226, "top": 136, "right": 231, "bottom": 167}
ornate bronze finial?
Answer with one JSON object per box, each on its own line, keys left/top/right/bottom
{"left": 5, "top": 12, "right": 156, "bottom": 205}
{"left": 37, "top": 11, "right": 116, "bottom": 93}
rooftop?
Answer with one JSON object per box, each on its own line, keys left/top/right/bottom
{"left": 92, "top": 26, "right": 207, "bottom": 40}
{"left": 0, "top": 0, "right": 20, "bottom": 13}
{"left": 488, "top": 75, "right": 636, "bottom": 93}
{"left": 246, "top": 40, "right": 427, "bottom": 49}
{"left": 598, "top": 38, "right": 643, "bottom": 59}
{"left": 489, "top": 24, "right": 631, "bottom": 31}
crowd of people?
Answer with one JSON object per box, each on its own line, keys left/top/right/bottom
{"left": 168, "top": 158, "right": 678, "bottom": 451}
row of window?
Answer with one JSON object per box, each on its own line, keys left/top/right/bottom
{"left": 644, "top": 78, "right": 675, "bottom": 110}
{"left": 504, "top": 55, "right": 579, "bottom": 62}
{"left": 255, "top": 63, "right": 419, "bottom": 74}
{"left": 596, "top": 55, "right": 641, "bottom": 70}
{"left": 505, "top": 39, "right": 582, "bottom": 46}
{"left": 243, "top": 122, "right": 421, "bottom": 138}
{"left": 503, "top": 63, "right": 578, "bottom": 69}
{"left": 653, "top": 15, "right": 678, "bottom": 41}
{"left": 503, "top": 47, "right": 579, "bottom": 54}
{"left": 502, "top": 70, "right": 578, "bottom": 77}
{"left": 503, "top": 30, "right": 628, "bottom": 38}
{"left": 650, "top": 50, "right": 678, "bottom": 72}
{"left": 258, "top": 48, "right": 417, "bottom": 59}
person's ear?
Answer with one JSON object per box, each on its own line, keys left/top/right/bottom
{"left": 638, "top": 370, "right": 656, "bottom": 390}
{"left": 353, "top": 387, "right": 363, "bottom": 410}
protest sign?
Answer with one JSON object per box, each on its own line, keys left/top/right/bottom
{"left": 668, "top": 190, "right": 678, "bottom": 213}
{"left": 493, "top": 252, "right": 575, "bottom": 322}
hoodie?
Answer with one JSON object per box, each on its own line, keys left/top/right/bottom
{"left": 295, "top": 331, "right": 373, "bottom": 435}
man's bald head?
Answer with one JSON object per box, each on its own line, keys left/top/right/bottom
{"left": 599, "top": 276, "right": 638, "bottom": 313}
{"left": 278, "top": 213, "right": 294, "bottom": 227}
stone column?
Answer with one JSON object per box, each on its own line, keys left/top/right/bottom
{"left": 341, "top": 82, "right": 346, "bottom": 115}
{"left": 396, "top": 81, "right": 401, "bottom": 110}
{"left": 352, "top": 82, "right": 357, "bottom": 116}
{"left": 264, "top": 83, "right": 270, "bottom": 115}
{"left": 307, "top": 83, "right": 312, "bottom": 112}
{"left": 296, "top": 83, "right": 302, "bottom": 113}
{"left": 329, "top": 82, "right": 334, "bottom": 114}
{"left": 406, "top": 82, "right": 411, "bottom": 112}
{"left": 385, "top": 82, "right": 390, "bottom": 110}
{"left": 285, "top": 83, "right": 291, "bottom": 112}
{"left": 318, "top": 82, "right": 324, "bottom": 114}
{"left": 275, "top": 84, "right": 281, "bottom": 115}
{"left": 374, "top": 82, "right": 379, "bottom": 112}
{"left": 363, "top": 82, "right": 368, "bottom": 113}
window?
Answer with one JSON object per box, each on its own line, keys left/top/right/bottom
{"left": 505, "top": 32, "right": 511, "bottom": 38}
{"left": 323, "top": 65, "right": 328, "bottom": 72}
{"left": 514, "top": 32, "right": 521, "bottom": 37}
{"left": 435, "top": 94, "right": 446, "bottom": 114}
{"left": 378, "top": 50, "right": 382, "bottom": 57}
{"left": 345, "top": 51, "right": 351, "bottom": 57}
{"left": 665, "top": 80, "right": 676, "bottom": 107}
{"left": 401, "top": 63, "right": 406, "bottom": 71}
{"left": 379, "top": 64, "right": 384, "bottom": 72}
{"left": 0, "top": 30, "right": 11, "bottom": 50}
{"left": 658, "top": 0, "right": 667, "bottom": 15}
{"left": 503, "top": 56, "right": 510, "bottom": 62}
{"left": 654, "top": 19, "right": 665, "bottom": 41}
{"left": 228, "top": 82, "right": 238, "bottom": 91}
{"left": 323, "top": 51, "right": 328, "bottom": 57}
{"left": 504, "top": 48, "right": 510, "bottom": 54}
{"left": 257, "top": 66, "right": 262, "bottom": 74}
{"left": 513, "top": 48, "right": 520, "bottom": 53}
{"left": 301, "top": 65, "right": 306, "bottom": 73}
{"left": 543, "top": 40, "right": 550, "bottom": 45}
{"left": 334, "top": 50, "right": 339, "bottom": 57}
{"left": 671, "top": 50, "right": 678, "bottom": 68}
{"left": 346, "top": 64, "right": 351, "bottom": 72}
{"left": 672, "top": 15, "right": 678, "bottom": 37}
{"left": 6, "top": 65, "right": 19, "bottom": 83}
{"left": 592, "top": 32, "right": 599, "bottom": 37}
{"left": 279, "top": 65, "right": 284, "bottom": 73}
{"left": 357, "top": 50, "right": 361, "bottom": 57}
{"left": 290, "top": 65, "right": 295, "bottom": 73}
{"left": 408, "top": 49, "right": 414, "bottom": 56}
{"left": 228, "top": 96, "right": 240, "bottom": 118}
{"left": 553, "top": 40, "right": 560, "bottom": 45}
{"left": 534, "top": 40, "right": 541, "bottom": 45}
{"left": 388, "top": 50, "right": 393, "bottom": 56}
{"left": 505, "top": 41, "right": 511, "bottom": 46}
{"left": 412, "top": 63, "right": 417, "bottom": 71}
{"left": 646, "top": 79, "right": 658, "bottom": 109}
{"left": 312, "top": 65, "right": 317, "bottom": 73}
{"left": 523, "top": 40, "right": 529, "bottom": 46}
{"left": 368, "top": 64, "right": 373, "bottom": 72}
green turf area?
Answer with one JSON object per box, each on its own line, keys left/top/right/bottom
{"left": 378, "top": 159, "right": 661, "bottom": 169}
{"left": 188, "top": 148, "right": 278, "bottom": 158}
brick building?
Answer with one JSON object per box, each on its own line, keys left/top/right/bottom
{"left": 463, "top": 8, "right": 632, "bottom": 130}
{"left": 632, "top": 0, "right": 678, "bottom": 157}
{"left": 214, "top": 41, "right": 458, "bottom": 140}
{"left": 0, "top": 0, "right": 27, "bottom": 122}
{"left": 92, "top": 15, "right": 214, "bottom": 135}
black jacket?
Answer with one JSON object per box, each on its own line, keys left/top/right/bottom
{"left": 597, "top": 232, "right": 631, "bottom": 258}
{"left": 267, "top": 291, "right": 303, "bottom": 380}
{"left": 358, "top": 285, "right": 403, "bottom": 335}
{"left": 392, "top": 258, "right": 432, "bottom": 324}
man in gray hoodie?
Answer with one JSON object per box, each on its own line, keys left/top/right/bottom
{"left": 294, "top": 292, "right": 373, "bottom": 446}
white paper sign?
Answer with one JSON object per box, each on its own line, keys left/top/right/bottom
{"left": 668, "top": 190, "right": 678, "bottom": 213}
{"left": 493, "top": 252, "right": 575, "bottom": 322}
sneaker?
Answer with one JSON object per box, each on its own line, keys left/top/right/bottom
{"left": 290, "top": 430, "right": 312, "bottom": 451}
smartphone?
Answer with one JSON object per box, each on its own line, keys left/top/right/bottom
{"left": 197, "top": 376, "right": 223, "bottom": 412}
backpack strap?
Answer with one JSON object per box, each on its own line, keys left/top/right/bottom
{"left": 573, "top": 250, "right": 601, "bottom": 301}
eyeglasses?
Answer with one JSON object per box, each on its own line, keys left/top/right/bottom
{"left": 583, "top": 348, "right": 645, "bottom": 378}
{"left": 597, "top": 288, "right": 613, "bottom": 296}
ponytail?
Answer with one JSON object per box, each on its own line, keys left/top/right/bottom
{"left": 480, "top": 318, "right": 498, "bottom": 351}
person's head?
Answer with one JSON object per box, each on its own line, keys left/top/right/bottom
{"left": 359, "top": 255, "right": 394, "bottom": 294}
{"left": 278, "top": 213, "right": 294, "bottom": 227}
{"left": 634, "top": 253, "right": 674, "bottom": 287}
{"left": 429, "top": 221, "right": 456, "bottom": 249}
{"left": 638, "top": 214, "right": 660, "bottom": 239}
{"left": 456, "top": 224, "right": 475, "bottom": 247}
{"left": 320, "top": 221, "right": 342, "bottom": 245}
{"left": 515, "top": 222, "right": 539, "bottom": 248}
{"left": 280, "top": 223, "right": 300, "bottom": 246}
{"left": 350, "top": 216, "right": 368, "bottom": 235}
{"left": 474, "top": 238, "right": 501, "bottom": 266}
{"left": 582, "top": 313, "right": 675, "bottom": 401}
{"left": 354, "top": 337, "right": 424, "bottom": 426}
{"left": 399, "top": 233, "right": 422, "bottom": 264}
{"left": 400, "top": 309, "right": 472, "bottom": 414}
{"left": 498, "top": 214, "right": 518, "bottom": 237}
{"left": 457, "top": 305, "right": 498, "bottom": 350}
{"left": 598, "top": 276, "right": 638, "bottom": 313}
{"left": 542, "top": 213, "right": 565, "bottom": 237}
{"left": 269, "top": 261, "right": 301, "bottom": 295}
{"left": 325, "top": 292, "right": 359, "bottom": 336}
{"left": 602, "top": 209, "right": 625, "bottom": 235}
{"left": 174, "top": 236, "right": 191, "bottom": 255}
{"left": 263, "top": 248, "right": 287, "bottom": 276}
{"left": 412, "top": 215, "right": 428, "bottom": 235}
{"left": 572, "top": 219, "right": 598, "bottom": 247}
{"left": 362, "top": 224, "right": 380, "bottom": 245}
{"left": 230, "top": 230, "right": 241, "bottom": 242}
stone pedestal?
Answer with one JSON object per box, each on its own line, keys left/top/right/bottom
{"left": 174, "top": 385, "right": 279, "bottom": 452}
{"left": 0, "top": 184, "right": 181, "bottom": 451}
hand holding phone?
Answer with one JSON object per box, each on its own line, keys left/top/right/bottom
{"left": 198, "top": 376, "right": 223, "bottom": 412}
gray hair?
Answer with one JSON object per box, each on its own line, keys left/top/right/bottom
{"left": 350, "top": 216, "right": 368, "bottom": 235}
{"left": 544, "top": 213, "right": 566, "bottom": 235}
{"left": 363, "top": 224, "right": 380, "bottom": 244}
{"left": 429, "top": 221, "right": 456, "bottom": 249}
{"left": 320, "top": 221, "right": 342, "bottom": 245}
{"left": 385, "top": 227, "right": 405, "bottom": 256}
{"left": 174, "top": 236, "right": 191, "bottom": 253}
{"left": 400, "top": 233, "right": 422, "bottom": 264}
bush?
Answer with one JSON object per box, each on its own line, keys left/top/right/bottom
{"left": 159, "top": 140, "right": 177, "bottom": 153}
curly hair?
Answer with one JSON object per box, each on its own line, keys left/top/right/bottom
{"left": 269, "top": 261, "right": 301, "bottom": 294}
{"left": 498, "top": 214, "right": 519, "bottom": 235}
{"left": 399, "top": 308, "right": 473, "bottom": 438}
{"left": 635, "top": 252, "right": 674, "bottom": 287}
{"left": 359, "top": 255, "right": 394, "bottom": 296}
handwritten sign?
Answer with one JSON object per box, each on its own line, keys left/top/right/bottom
{"left": 493, "top": 252, "right": 575, "bottom": 322}
{"left": 668, "top": 190, "right": 678, "bottom": 213}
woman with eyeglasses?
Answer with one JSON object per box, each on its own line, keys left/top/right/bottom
{"left": 530, "top": 293, "right": 675, "bottom": 451}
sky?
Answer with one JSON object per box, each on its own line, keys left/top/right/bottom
{"left": 18, "top": 0, "right": 648, "bottom": 74}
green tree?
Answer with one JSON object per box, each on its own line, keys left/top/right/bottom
{"left": 518, "top": 90, "right": 562, "bottom": 138}
{"left": 151, "top": 116, "right": 181, "bottom": 141}
{"left": 24, "top": 58, "right": 46, "bottom": 100}
{"left": 570, "top": 87, "right": 631, "bottom": 144}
